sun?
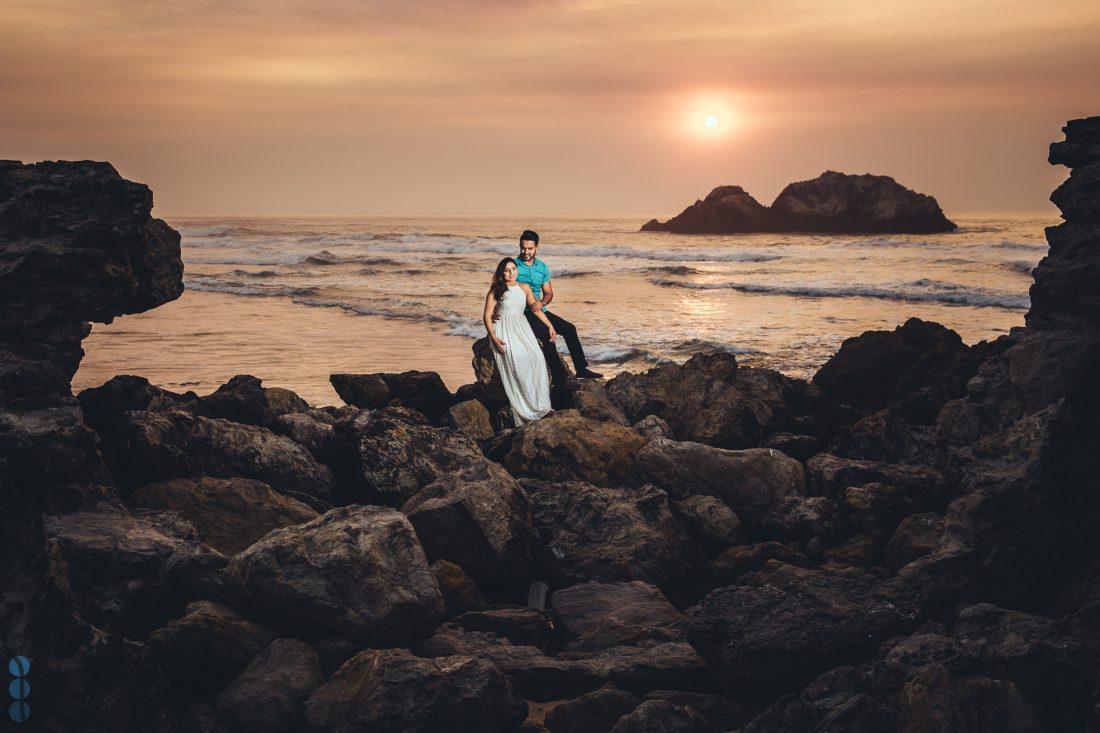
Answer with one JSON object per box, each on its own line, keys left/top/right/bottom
{"left": 704, "top": 114, "right": 719, "bottom": 129}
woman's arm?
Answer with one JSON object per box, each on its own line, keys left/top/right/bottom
{"left": 483, "top": 290, "right": 506, "bottom": 353}
{"left": 521, "top": 284, "right": 557, "bottom": 341}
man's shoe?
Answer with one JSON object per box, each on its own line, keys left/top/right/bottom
{"left": 575, "top": 367, "right": 603, "bottom": 379}
{"left": 554, "top": 379, "right": 582, "bottom": 391}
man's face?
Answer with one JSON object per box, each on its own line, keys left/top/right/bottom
{"left": 519, "top": 240, "right": 538, "bottom": 263}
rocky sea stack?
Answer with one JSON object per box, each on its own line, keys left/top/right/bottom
{"left": 642, "top": 171, "right": 956, "bottom": 234}
{"left": 2, "top": 117, "right": 1099, "bottom": 732}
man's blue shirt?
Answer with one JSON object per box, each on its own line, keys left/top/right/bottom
{"left": 515, "top": 257, "right": 551, "bottom": 311}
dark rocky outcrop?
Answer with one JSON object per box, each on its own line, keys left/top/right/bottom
{"left": 641, "top": 171, "right": 955, "bottom": 234}
{"left": 330, "top": 370, "right": 455, "bottom": 423}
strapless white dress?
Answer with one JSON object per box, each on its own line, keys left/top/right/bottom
{"left": 493, "top": 285, "right": 552, "bottom": 426}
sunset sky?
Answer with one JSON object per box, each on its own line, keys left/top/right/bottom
{"left": 3, "top": 0, "right": 1098, "bottom": 215}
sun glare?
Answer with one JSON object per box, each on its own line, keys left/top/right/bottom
{"left": 677, "top": 93, "right": 740, "bottom": 141}
{"left": 704, "top": 114, "right": 719, "bottom": 128}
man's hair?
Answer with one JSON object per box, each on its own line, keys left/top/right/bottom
{"left": 519, "top": 229, "right": 539, "bottom": 245}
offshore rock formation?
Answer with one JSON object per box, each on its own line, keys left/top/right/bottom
{"left": 2, "top": 118, "right": 1099, "bottom": 732}
{"left": 641, "top": 171, "right": 956, "bottom": 234}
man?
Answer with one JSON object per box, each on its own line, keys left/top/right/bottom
{"left": 512, "top": 229, "right": 603, "bottom": 389}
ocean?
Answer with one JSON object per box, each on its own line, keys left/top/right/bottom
{"left": 72, "top": 213, "right": 1054, "bottom": 406}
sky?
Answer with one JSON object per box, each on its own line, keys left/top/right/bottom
{"left": 2, "top": 0, "right": 1098, "bottom": 215}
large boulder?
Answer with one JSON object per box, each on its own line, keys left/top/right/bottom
{"left": 605, "top": 353, "right": 830, "bottom": 449}
{"left": 199, "top": 374, "right": 312, "bottom": 428}
{"left": 304, "top": 648, "right": 528, "bottom": 733}
{"left": 401, "top": 461, "right": 539, "bottom": 585}
{"left": 330, "top": 370, "right": 454, "bottom": 422}
{"left": 551, "top": 581, "right": 681, "bottom": 640}
{"left": 215, "top": 638, "right": 324, "bottom": 733}
{"left": 43, "top": 510, "right": 228, "bottom": 636}
{"left": 769, "top": 171, "right": 956, "bottom": 234}
{"left": 226, "top": 505, "right": 444, "bottom": 645}
{"left": 522, "top": 479, "right": 704, "bottom": 584}
{"left": 640, "top": 185, "right": 774, "bottom": 234}
{"left": 129, "top": 477, "right": 319, "bottom": 557}
{"left": 683, "top": 562, "right": 923, "bottom": 699}
{"left": 322, "top": 406, "right": 492, "bottom": 506}
{"left": 502, "top": 410, "right": 647, "bottom": 487}
{"left": 812, "top": 318, "right": 968, "bottom": 411}
{"left": 147, "top": 600, "right": 279, "bottom": 704}
{"left": 97, "top": 408, "right": 335, "bottom": 498}
{"left": 637, "top": 438, "right": 805, "bottom": 525}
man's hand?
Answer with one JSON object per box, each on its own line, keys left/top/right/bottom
{"left": 548, "top": 328, "right": 557, "bottom": 341}
{"left": 491, "top": 304, "right": 501, "bottom": 322}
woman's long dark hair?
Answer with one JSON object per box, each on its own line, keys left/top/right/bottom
{"left": 490, "top": 257, "right": 515, "bottom": 302}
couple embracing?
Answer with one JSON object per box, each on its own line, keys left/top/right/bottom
{"left": 481, "top": 230, "right": 602, "bottom": 427}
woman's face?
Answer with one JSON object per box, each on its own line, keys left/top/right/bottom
{"left": 502, "top": 261, "right": 518, "bottom": 283}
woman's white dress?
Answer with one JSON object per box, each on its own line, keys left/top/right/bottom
{"left": 493, "top": 285, "right": 552, "bottom": 426}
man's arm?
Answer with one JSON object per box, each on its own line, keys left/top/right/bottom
{"left": 541, "top": 279, "right": 554, "bottom": 307}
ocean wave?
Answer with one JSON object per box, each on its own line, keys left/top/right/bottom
{"left": 1004, "top": 260, "right": 1037, "bottom": 276}
{"left": 185, "top": 254, "right": 307, "bottom": 266}
{"left": 669, "top": 338, "right": 765, "bottom": 355}
{"left": 178, "top": 225, "right": 234, "bottom": 238}
{"left": 226, "top": 269, "right": 280, "bottom": 278}
{"left": 990, "top": 240, "right": 1046, "bottom": 251}
{"left": 641, "top": 265, "right": 703, "bottom": 276}
{"left": 652, "top": 278, "right": 1030, "bottom": 310}
{"left": 185, "top": 280, "right": 320, "bottom": 297}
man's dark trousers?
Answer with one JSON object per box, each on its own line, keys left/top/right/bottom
{"left": 524, "top": 310, "right": 588, "bottom": 386}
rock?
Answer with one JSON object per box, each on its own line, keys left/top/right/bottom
{"left": 640, "top": 690, "right": 754, "bottom": 731}
{"left": 304, "top": 648, "right": 528, "bottom": 733}
{"left": 769, "top": 171, "right": 956, "bottom": 234}
{"left": 885, "top": 513, "right": 944, "bottom": 573}
{"left": 199, "top": 374, "right": 311, "bottom": 428}
{"left": 330, "top": 370, "right": 455, "bottom": 422}
{"left": 608, "top": 699, "right": 716, "bottom": 733}
{"left": 708, "top": 541, "right": 810, "bottom": 581}
{"left": 419, "top": 624, "right": 599, "bottom": 700}
{"left": 97, "top": 408, "right": 334, "bottom": 498}
{"left": 606, "top": 353, "right": 825, "bottom": 449}
{"left": 271, "top": 412, "right": 334, "bottom": 458}
{"left": 683, "top": 562, "right": 922, "bottom": 699}
{"left": 632, "top": 415, "right": 673, "bottom": 440}
{"left": 147, "top": 600, "right": 279, "bottom": 704}
{"left": 401, "top": 462, "right": 539, "bottom": 585}
{"left": 452, "top": 608, "right": 552, "bottom": 648}
{"left": 842, "top": 482, "right": 919, "bottom": 539}
{"left": 216, "top": 638, "right": 324, "bottom": 733}
{"left": 44, "top": 510, "right": 227, "bottom": 636}
{"left": 813, "top": 318, "right": 967, "bottom": 410}
{"left": 77, "top": 374, "right": 200, "bottom": 433}
{"left": 671, "top": 495, "right": 742, "bottom": 552}
{"left": 502, "top": 410, "right": 647, "bottom": 487}
{"left": 821, "top": 533, "right": 882, "bottom": 570}
{"left": 311, "top": 637, "right": 363, "bottom": 681}
{"left": 897, "top": 665, "right": 1042, "bottom": 733}
{"left": 640, "top": 173, "right": 954, "bottom": 235}
{"left": 431, "top": 559, "right": 489, "bottom": 617}
{"left": 555, "top": 642, "right": 716, "bottom": 696}
{"left": 440, "top": 398, "right": 495, "bottom": 440}
{"left": 129, "top": 477, "right": 318, "bottom": 557}
{"left": 522, "top": 479, "right": 704, "bottom": 584}
{"left": 760, "top": 432, "right": 820, "bottom": 462}
{"left": 0, "top": 160, "right": 186, "bottom": 733}
{"left": 805, "top": 453, "right": 947, "bottom": 509}
{"left": 544, "top": 684, "right": 641, "bottom": 733}
{"left": 640, "top": 185, "right": 773, "bottom": 233}
{"left": 755, "top": 495, "right": 844, "bottom": 543}
{"left": 569, "top": 381, "right": 631, "bottom": 425}
{"left": 226, "top": 505, "right": 443, "bottom": 645}
{"left": 1028, "top": 117, "right": 1100, "bottom": 331}
{"left": 322, "top": 406, "right": 492, "bottom": 506}
{"left": 637, "top": 438, "right": 805, "bottom": 524}
{"left": 551, "top": 581, "right": 680, "bottom": 640}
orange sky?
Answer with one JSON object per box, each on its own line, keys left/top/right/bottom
{"left": 3, "top": 0, "right": 1097, "bottom": 215}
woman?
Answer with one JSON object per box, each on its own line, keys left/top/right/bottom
{"left": 483, "top": 257, "right": 555, "bottom": 426}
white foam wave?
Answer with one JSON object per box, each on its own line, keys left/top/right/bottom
{"left": 185, "top": 280, "right": 319, "bottom": 297}
{"left": 990, "top": 240, "right": 1046, "bottom": 251}
{"left": 652, "top": 278, "right": 1029, "bottom": 310}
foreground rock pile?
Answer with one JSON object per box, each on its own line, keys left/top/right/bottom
{"left": 1, "top": 118, "right": 1099, "bottom": 732}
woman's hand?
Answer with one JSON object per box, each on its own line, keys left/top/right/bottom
{"left": 491, "top": 336, "right": 507, "bottom": 354}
